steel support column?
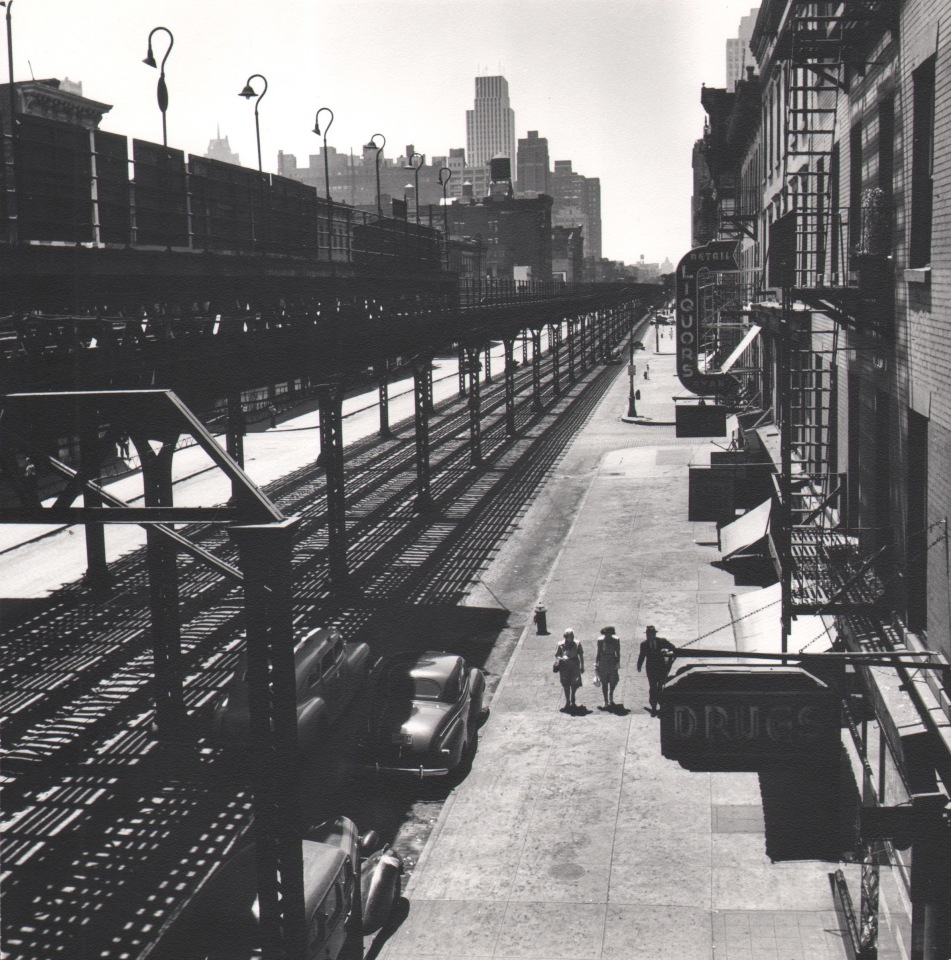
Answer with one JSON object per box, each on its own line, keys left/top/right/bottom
{"left": 225, "top": 392, "right": 245, "bottom": 470}
{"left": 457, "top": 344, "right": 467, "bottom": 397}
{"left": 413, "top": 359, "right": 433, "bottom": 510}
{"left": 521, "top": 332, "right": 529, "bottom": 366}
{"left": 484, "top": 343, "right": 492, "bottom": 384}
{"left": 550, "top": 322, "right": 562, "bottom": 398}
{"left": 567, "top": 318, "right": 576, "bottom": 383}
{"left": 466, "top": 347, "right": 482, "bottom": 465}
{"left": 503, "top": 338, "right": 516, "bottom": 437}
{"left": 377, "top": 372, "right": 391, "bottom": 437}
{"left": 318, "top": 383, "right": 348, "bottom": 583}
{"left": 229, "top": 518, "right": 307, "bottom": 960}
{"left": 78, "top": 411, "right": 110, "bottom": 596}
{"left": 531, "top": 328, "right": 543, "bottom": 413}
{"left": 137, "top": 434, "right": 187, "bottom": 742}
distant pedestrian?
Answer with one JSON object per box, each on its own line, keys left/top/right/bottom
{"left": 637, "top": 625, "right": 676, "bottom": 716}
{"left": 116, "top": 434, "right": 131, "bottom": 460}
{"left": 554, "top": 628, "right": 585, "bottom": 712}
{"left": 22, "top": 456, "right": 37, "bottom": 500}
{"left": 595, "top": 626, "right": 621, "bottom": 709}
{"left": 643, "top": 362, "right": 650, "bottom": 380}
{"left": 268, "top": 404, "right": 277, "bottom": 429}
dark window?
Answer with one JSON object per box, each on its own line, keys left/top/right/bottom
{"left": 849, "top": 123, "right": 863, "bottom": 251}
{"left": 906, "top": 410, "right": 928, "bottom": 632}
{"left": 910, "top": 57, "right": 935, "bottom": 268}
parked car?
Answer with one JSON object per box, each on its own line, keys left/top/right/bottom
{"left": 213, "top": 626, "right": 370, "bottom": 752}
{"left": 357, "top": 650, "right": 489, "bottom": 778}
{"left": 154, "top": 816, "right": 402, "bottom": 960}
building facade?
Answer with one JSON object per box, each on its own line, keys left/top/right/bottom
{"left": 448, "top": 193, "right": 552, "bottom": 281}
{"left": 517, "top": 130, "right": 551, "bottom": 196}
{"left": 465, "top": 75, "right": 516, "bottom": 174}
{"left": 688, "top": 3, "right": 951, "bottom": 958}
{"left": 726, "top": 7, "right": 760, "bottom": 91}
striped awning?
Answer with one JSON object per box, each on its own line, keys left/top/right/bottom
{"left": 719, "top": 324, "right": 762, "bottom": 373}
{"left": 719, "top": 499, "right": 771, "bottom": 560}
{"left": 729, "top": 583, "right": 834, "bottom": 655}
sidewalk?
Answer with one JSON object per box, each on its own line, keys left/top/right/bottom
{"left": 375, "top": 343, "right": 852, "bottom": 959}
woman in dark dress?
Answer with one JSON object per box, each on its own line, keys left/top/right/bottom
{"left": 595, "top": 626, "right": 621, "bottom": 708}
{"left": 554, "top": 629, "right": 584, "bottom": 711}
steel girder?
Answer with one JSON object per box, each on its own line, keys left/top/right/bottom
{"left": 318, "top": 382, "right": 348, "bottom": 583}
{"left": 466, "top": 346, "right": 483, "bottom": 466}
{"left": 377, "top": 371, "right": 392, "bottom": 437}
{"left": 567, "top": 318, "right": 577, "bottom": 383}
{"left": 531, "top": 329, "right": 543, "bottom": 414}
{"left": 413, "top": 359, "right": 434, "bottom": 510}
{"left": 503, "top": 339, "right": 517, "bottom": 437}
{"left": 229, "top": 518, "right": 307, "bottom": 960}
{"left": 550, "top": 322, "right": 562, "bottom": 398}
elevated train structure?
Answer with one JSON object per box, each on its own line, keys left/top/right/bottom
{"left": 1, "top": 111, "right": 663, "bottom": 959}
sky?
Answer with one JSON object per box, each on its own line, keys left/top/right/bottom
{"left": 9, "top": 0, "right": 759, "bottom": 266}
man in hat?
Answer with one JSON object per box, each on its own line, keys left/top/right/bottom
{"left": 637, "top": 625, "right": 677, "bottom": 716}
{"left": 595, "top": 626, "right": 621, "bottom": 709}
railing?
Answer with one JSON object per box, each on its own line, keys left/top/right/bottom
{"left": 7, "top": 113, "right": 450, "bottom": 271}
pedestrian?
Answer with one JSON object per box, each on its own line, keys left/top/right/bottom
{"left": 268, "top": 404, "right": 277, "bottom": 429}
{"left": 595, "top": 626, "right": 621, "bottom": 709}
{"left": 636, "top": 625, "right": 676, "bottom": 716}
{"left": 22, "top": 456, "right": 38, "bottom": 501}
{"left": 643, "top": 362, "right": 650, "bottom": 380}
{"left": 554, "top": 628, "right": 584, "bottom": 712}
{"left": 116, "top": 434, "right": 131, "bottom": 460}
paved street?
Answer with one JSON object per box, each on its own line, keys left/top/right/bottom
{"left": 373, "top": 338, "right": 855, "bottom": 960}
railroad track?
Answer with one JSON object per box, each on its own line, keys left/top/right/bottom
{"left": 0, "top": 340, "right": 625, "bottom": 960}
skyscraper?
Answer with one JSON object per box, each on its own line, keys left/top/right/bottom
{"left": 517, "top": 131, "right": 550, "bottom": 196}
{"left": 726, "top": 8, "right": 759, "bottom": 90}
{"left": 466, "top": 76, "right": 516, "bottom": 172}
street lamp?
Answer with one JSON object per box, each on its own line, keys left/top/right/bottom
{"left": 142, "top": 26, "right": 174, "bottom": 147}
{"left": 404, "top": 152, "right": 423, "bottom": 227}
{"left": 238, "top": 73, "right": 268, "bottom": 172}
{"left": 437, "top": 166, "right": 452, "bottom": 267}
{"left": 364, "top": 133, "right": 385, "bottom": 218}
{"left": 313, "top": 107, "right": 334, "bottom": 260}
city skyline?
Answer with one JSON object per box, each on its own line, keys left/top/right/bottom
{"left": 8, "top": 0, "right": 760, "bottom": 265}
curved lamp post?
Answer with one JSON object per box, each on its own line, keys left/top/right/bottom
{"left": 238, "top": 73, "right": 268, "bottom": 172}
{"left": 142, "top": 26, "right": 174, "bottom": 147}
{"left": 438, "top": 166, "right": 452, "bottom": 267}
{"left": 404, "top": 152, "right": 423, "bottom": 226}
{"left": 364, "top": 132, "right": 385, "bottom": 218}
{"left": 313, "top": 107, "right": 334, "bottom": 261}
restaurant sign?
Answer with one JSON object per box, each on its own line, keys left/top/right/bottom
{"left": 659, "top": 663, "right": 840, "bottom": 770}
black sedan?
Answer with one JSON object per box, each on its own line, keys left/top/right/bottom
{"left": 357, "top": 651, "right": 489, "bottom": 778}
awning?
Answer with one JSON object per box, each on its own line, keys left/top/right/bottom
{"left": 729, "top": 583, "right": 834, "bottom": 655}
{"left": 719, "top": 498, "right": 771, "bottom": 559}
{"left": 719, "top": 324, "right": 761, "bottom": 373}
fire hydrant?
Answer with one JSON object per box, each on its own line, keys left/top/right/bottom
{"left": 533, "top": 603, "right": 548, "bottom": 636}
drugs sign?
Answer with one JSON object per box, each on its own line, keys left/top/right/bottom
{"left": 659, "top": 663, "right": 839, "bottom": 770}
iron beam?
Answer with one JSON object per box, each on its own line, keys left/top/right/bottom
{"left": 318, "top": 382, "right": 348, "bottom": 583}
{"left": 466, "top": 346, "right": 482, "bottom": 465}
{"left": 413, "top": 359, "right": 433, "bottom": 510}
{"left": 503, "top": 338, "right": 516, "bottom": 437}
{"left": 531, "top": 328, "right": 543, "bottom": 413}
{"left": 229, "top": 518, "right": 307, "bottom": 960}
{"left": 550, "top": 322, "right": 562, "bottom": 398}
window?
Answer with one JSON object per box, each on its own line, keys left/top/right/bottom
{"left": 849, "top": 122, "right": 862, "bottom": 251}
{"left": 906, "top": 410, "right": 928, "bottom": 632}
{"left": 910, "top": 57, "right": 935, "bottom": 268}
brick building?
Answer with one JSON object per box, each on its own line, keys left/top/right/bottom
{"left": 448, "top": 193, "right": 552, "bottom": 281}
{"left": 686, "top": 3, "right": 951, "bottom": 957}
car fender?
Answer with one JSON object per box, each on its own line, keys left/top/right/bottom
{"left": 360, "top": 847, "right": 403, "bottom": 934}
{"left": 298, "top": 696, "right": 328, "bottom": 751}
{"left": 469, "top": 668, "right": 489, "bottom": 725}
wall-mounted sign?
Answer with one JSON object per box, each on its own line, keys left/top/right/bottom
{"left": 659, "top": 663, "right": 840, "bottom": 769}
{"left": 674, "top": 240, "right": 741, "bottom": 397}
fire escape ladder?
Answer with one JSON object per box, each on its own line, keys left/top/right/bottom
{"left": 782, "top": 4, "right": 846, "bottom": 291}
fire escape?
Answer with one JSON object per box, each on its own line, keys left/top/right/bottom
{"left": 763, "top": 0, "right": 895, "bottom": 637}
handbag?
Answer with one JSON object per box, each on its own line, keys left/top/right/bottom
{"left": 552, "top": 659, "right": 562, "bottom": 673}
